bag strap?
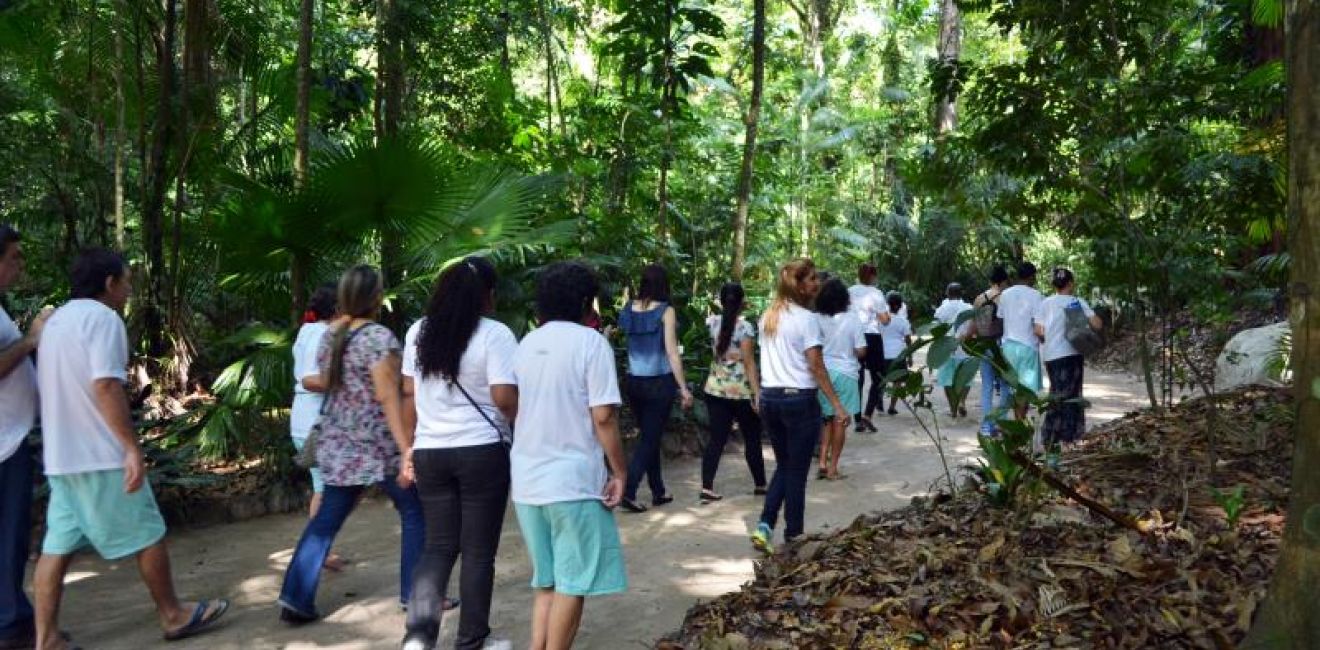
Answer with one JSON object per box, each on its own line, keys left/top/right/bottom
{"left": 318, "top": 323, "right": 371, "bottom": 416}
{"left": 453, "top": 380, "right": 511, "bottom": 446}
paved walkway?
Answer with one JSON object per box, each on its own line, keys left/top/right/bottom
{"left": 31, "top": 368, "right": 1153, "bottom": 649}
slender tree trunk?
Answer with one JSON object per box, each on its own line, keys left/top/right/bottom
{"left": 292, "top": 0, "right": 314, "bottom": 323}
{"left": 376, "top": 0, "right": 405, "bottom": 332}
{"left": 142, "top": 0, "right": 178, "bottom": 360}
{"left": 934, "top": 0, "right": 960, "bottom": 135}
{"left": 1244, "top": 3, "right": 1320, "bottom": 647}
{"left": 656, "top": 0, "right": 676, "bottom": 248}
{"left": 731, "top": 0, "right": 765, "bottom": 281}
{"left": 112, "top": 14, "right": 127, "bottom": 250}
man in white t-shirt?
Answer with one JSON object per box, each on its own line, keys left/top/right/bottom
{"left": 847, "top": 263, "right": 886, "bottom": 432}
{"left": 0, "top": 226, "right": 51, "bottom": 649}
{"left": 996, "top": 261, "right": 1044, "bottom": 419}
{"left": 511, "top": 262, "right": 627, "bottom": 649}
{"left": 33, "top": 249, "right": 229, "bottom": 649}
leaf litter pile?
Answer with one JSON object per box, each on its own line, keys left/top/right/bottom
{"left": 665, "top": 387, "right": 1292, "bottom": 649}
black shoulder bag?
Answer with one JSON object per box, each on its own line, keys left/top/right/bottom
{"left": 295, "top": 324, "right": 369, "bottom": 469}
{"left": 453, "top": 381, "right": 513, "bottom": 449}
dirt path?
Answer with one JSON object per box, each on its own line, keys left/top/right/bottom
{"left": 37, "top": 368, "right": 1155, "bottom": 649}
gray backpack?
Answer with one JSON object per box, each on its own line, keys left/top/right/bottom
{"left": 1064, "top": 304, "right": 1103, "bottom": 356}
{"left": 973, "top": 291, "right": 1003, "bottom": 340}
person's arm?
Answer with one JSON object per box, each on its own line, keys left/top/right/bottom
{"left": 372, "top": 350, "right": 414, "bottom": 486}
{"left": 92, "top": 379, "right": 146, "bottom": 493}
{"left": 301, "top": 374, "right": 326, "bottom": 392}
{"left": 401, "top": 376, "right": 418, "bottom": 440}
{"left": 663, "top": 306, "right": 693, "bottom": 408}
{"left": 0, "top": 307, "right": 50, "bottom": 379}
{"left": 739, "top": 336, "right": 761, "bottom": 410}
{"left": 491, "top": 385, "right": 518, "bottom": 426}
{"left": 876, "top": 310, "right": 892, "bottom": 326}
{"left": 592, "top": 404, "right": 626, "bottom": 508}
{"left": 806, "top": 346, "right": 847, "bottom": 424}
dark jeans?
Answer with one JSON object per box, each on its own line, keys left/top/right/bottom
{"left": 1042, "top": 355, "right": 1087, "bottom": 446}
{"left": 406, "top": 444, "right": 510, "bottom": 650}
{"left": 279, "top": 478, "right": 424, "bottom": 616}
{"left": 858, "top": 334, "right": 885, "bottom": 416}
{"left": 625, "top": 375, "right": 677, "bottom": 501}
{"left": 702, "top": 396, "right": 767, "bottom": 491}
{"left": 0, "top": 445, "right": 34, "bottom": 642}
{"left": 758, "top": 388, "right": 822, "bottom": 541}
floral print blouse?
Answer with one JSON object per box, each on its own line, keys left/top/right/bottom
{"left": 315, "top": 323, "right": 402, "bottom": 486}
{"left": 703, "top": 316, "right": 756, "bottom": 400}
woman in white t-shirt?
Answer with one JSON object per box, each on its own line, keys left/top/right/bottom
{"left": 1034, "top": 267, "right": 1102, "bottom": 454}
{"left": 401, "top": 257, "right": 516, "bottom": 650}
{"left": 814, "top": 277, "right": 866, "bottom": 481}
{"left": 289, "top": 283, "right": 346, "bottom": 571}
{"left": 877, "top": 292, "right": 913, "bottom": 415}
{"left": 749, "top": 259, "right": 848, "bottom": 555}
{"left": 699, "top": 283, "right": 766, "bottom": 503}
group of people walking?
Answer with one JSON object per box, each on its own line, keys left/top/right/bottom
{"left": 0, "top": 216, "right": 1103, "bottom": 650}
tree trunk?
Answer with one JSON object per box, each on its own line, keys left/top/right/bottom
{"left": 112, "top": 14, "right": 126, "bottom": 250}
{"left": 731, "top": 0, "right": 765, "bottom": 281}
{"left": 934, "top": 0, "right": 961, "bottom": 135}
{"left": 142, "top": 0, "right": 178, "bottom": 360}
{"left": 376, "top": 0, "right": 405, "bottom": 332}
{"left": 292, "top": 0, "right": 314, "bottom": 323}
{"left": 1244, "top": 2, "right": 1320, "bottom": 647}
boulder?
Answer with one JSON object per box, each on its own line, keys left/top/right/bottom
{"left": 1215, "top": 321, "right": 1290, "bottom": 391}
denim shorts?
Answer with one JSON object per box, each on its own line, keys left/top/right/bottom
{"left": 514, "top": 500, "right": 627, "bottom": 597}
{"left": 43, "top": 469, "right": 168, "bottom": 560}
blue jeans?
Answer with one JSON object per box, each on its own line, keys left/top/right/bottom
{"left": 0, "top": 445, "right": 34, "bottom": 642}
{"left": 979, "top": 358, "right": 1011, "bottom": 433}
{"left": 279, "top": 478, "right": 424, "bottom": 616}
{"left": 624, "top": 375, "right": 677, "bottom": 502}
{"left": 758, "top": 388, "right": 821, "bottom": 541}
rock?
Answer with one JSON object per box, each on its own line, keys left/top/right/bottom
{"left": 1215, "top": 321, "right": 1290, "bottom": 391}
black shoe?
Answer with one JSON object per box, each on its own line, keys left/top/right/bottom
{"left": 652, "top": 493, "right": 674, "bottom": 506}
{"left": 887, "top": 407, "right": 898, "bottom": 415}
{"left": 699, "top": 490, "right": 723, "bottom": 504}
{"left": 621, "top": 498, "right": 648, "bottom": 513}
{"left": 753, "top": 486, "right": 768, "bottom": 496}
{"left": 280, "top": 606, "right": 319, "bottom": 626}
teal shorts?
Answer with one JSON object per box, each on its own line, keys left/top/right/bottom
{"left": 820, "top": 370, "right": 861, "bottom": 417}
{"left": 1002, "top": 339, "right": 1043, "bottom": 395}
{"left": 43, "top": 469, "right": 168, "bottom": 560}
{"left": 514, "top": 500, "right": 627, "bottom": 596}
{"left": 291, "top": 436, "right": 325, "bottom": 493}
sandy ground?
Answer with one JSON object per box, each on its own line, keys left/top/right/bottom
{"left": 32, "top": 367, "right": 1155, "bottom": 649}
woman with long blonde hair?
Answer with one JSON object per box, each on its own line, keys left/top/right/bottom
{"left": 750, "top": 259, "right": 849, "bottom": 555}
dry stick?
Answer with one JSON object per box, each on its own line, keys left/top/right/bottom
{"left": 1008, "top": 450, "right": 1148, "bottom": 535}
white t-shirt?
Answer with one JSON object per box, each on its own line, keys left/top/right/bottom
{"left": 403, "top": 317, "right": 519, "bottom": 449}
{"left": 1036, "top": 295, "right": 1097, "bottom": 362}
{"left": 819, "top": 313, "right": 866, "bottom": 375}
{"left": 933, "top": 299, "right": 974, "bottom": 360}
{"left": 511, "top": 321, "right": 622, "bottom": 505}
{"left": 290, "top": 321, "right": 330, "bottom": 439}
{"left": 37, "top": 299, "right": 130, "bottom": 476}
{"left": 706, "top": 315, "right": 755, "bottom": 362}
{"left": 0, "top": 305, "right": 37, "bottom": 463}
{"left": 878, "top": 314, "right": 912, "bottom": 359}
{"left": 759, "top": 304, "right": 823, "bottom": 389}
{"left": 997, "top": 284, "right": 1044, "bottom": 348}
{"left": 847, "top": 284, "right": 886, "bottom": 334}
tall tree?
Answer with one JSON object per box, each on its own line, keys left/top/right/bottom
{"left": 292, "top": 0, "right": 314, "bottom": 321}
{"left": 141, "top": 0, "right": 178, "bottom": 359}
{"left": 731, "top": 0, "right": 765, "bottom": 281}
{"left": 1244, "top": 1, "right": 1320, "bottom": 646}
{"left": 933, "top": 0, "right": 960, "bottom": 134}
{"left": 375, "top": 0, "right": 406, "bottom": 331}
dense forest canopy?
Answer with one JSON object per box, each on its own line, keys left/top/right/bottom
{"left": 0, "top": 0, "right": 1287, "bottom": 457}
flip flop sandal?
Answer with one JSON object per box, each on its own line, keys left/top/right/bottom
{"left": 828, "top": 473, "right": 848, "bottom": 481}
{"left": 816, "top": 468, "right": 829, "bottom": 480}
{"left": 164, "top": 599, "right": 230, "bottom": 641}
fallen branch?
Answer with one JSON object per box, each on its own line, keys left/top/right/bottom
{"left": 1009, "top": 450, "right": 1147, "bottom": 535}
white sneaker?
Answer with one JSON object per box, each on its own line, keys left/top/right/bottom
{"left": 483, "top": 639, "right": 514, "bottom": 650}
{"left": 401, "top": 638, "right": 433, "bottom": 650}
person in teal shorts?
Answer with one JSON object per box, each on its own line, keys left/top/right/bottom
{"left": 32, "top": 249, "right": 229, "bottom": 648}
{"left": 511, "top": 262, "right": 628, "bottom": 648}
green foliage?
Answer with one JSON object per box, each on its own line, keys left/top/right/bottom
{"left": 975, "top": 419, "right": 1034, "bottom": 508}
{"left": 1212, "top": 485, "right": 1248, "bottom": 528}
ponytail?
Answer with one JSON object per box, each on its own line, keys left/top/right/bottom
{"left": 715, "top": 283, "right": 745, "bottom": 356}
{"left": 417, "top": 257, "right": 498, "bottom": 383}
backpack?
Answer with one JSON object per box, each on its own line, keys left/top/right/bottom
{"left": 973, "top": 291, "right": 1003, "bottom": 340}
{"left": 1064, "top": 303, "right": 1104, "bottom": 356}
